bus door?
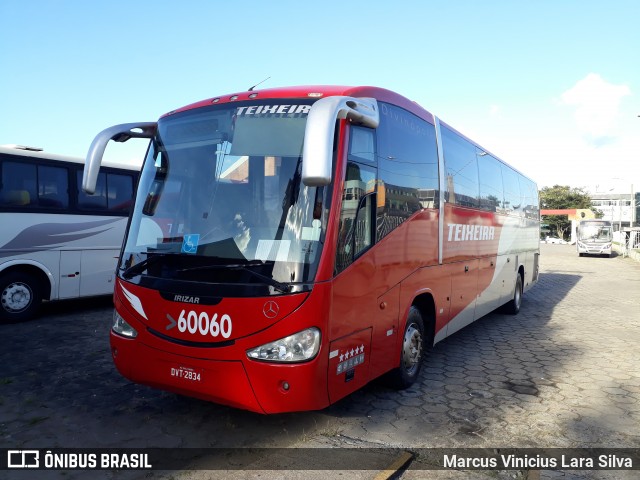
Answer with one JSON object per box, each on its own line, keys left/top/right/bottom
{"left": 327, "top": 154, "right": 380, "bottom": 403}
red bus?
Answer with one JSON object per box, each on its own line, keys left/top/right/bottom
{"left": 83, "top": 85, "right": 540, "bottom": 413}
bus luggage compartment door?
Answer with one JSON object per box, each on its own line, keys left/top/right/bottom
{"left": 327, "top": 328, "right": 371, "bottom": 404}
{"left": 59, "top": 251, "right": 81, "bottom": 299}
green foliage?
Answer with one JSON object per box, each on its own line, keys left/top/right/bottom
{"left": 539, "top": 185, "right": 592, "bottom": 209}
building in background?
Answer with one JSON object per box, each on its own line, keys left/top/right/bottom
{"left": 590, "top": 192, "right": 638, "bottom": 230}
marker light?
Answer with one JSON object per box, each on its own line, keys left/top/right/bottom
{"left": 112, "top": 311, "right": 138, "bottom": 338}
{"left": 246, "top": 328, "right": 320, "bottom": 363}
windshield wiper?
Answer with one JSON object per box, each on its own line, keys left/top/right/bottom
{"left": 121, "top": 253, "right": 176, "bottom": 279}
{"left": 177, "top": 261, "right": 292, "bottom": 293}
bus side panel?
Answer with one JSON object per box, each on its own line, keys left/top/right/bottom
{"left": 329, "top": 210, "right": 438, "bottom": 385}
{"left": 328, "top": 210, "right": 437, "bottom": 340}
{"left": 327, "top": 327, "right": 372, "bottom": 404}
{"left": 0, "top": 213, "right": 127, "bottom": 301}
{"left": 445, "top": 259, "right": 479, "bottom": 337}
{"left": 475, "top": 255, "right": 500, "bottom": 318}
{"left": 398, "top": 264, "right": 453, "bottom": 347}
{"left": 442, "top": 205, "right": 501, "bottom": 264}
{"left": 369, "top": 284, "right": 400, "bottom": 380}
{"left": 80, "top": 249, "right": 119, "bottom": 296}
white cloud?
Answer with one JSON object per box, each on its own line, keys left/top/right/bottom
{"left": 560, "top": 73, "right": 630, "bottom": 143}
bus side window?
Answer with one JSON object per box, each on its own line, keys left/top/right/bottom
{"left": 0, "top": 161, "right": 37, "bottom": 206}
{"left": 38, "top": 165, "right": 69, "bottom": 209}
{"left": 441, "top": 126, "right": 480, "bottom": 209}
{"left": 477, "top": 153, "right": 503, "bottom": 213}
{"left": 77, "top": 171, "right": 107, "bottom": 210}
{"left": 501, "top": 164, "right": 522, "bottom": 216}
{"left": 376, "top": 102, "right": 439, "bottom": 242}
{"left": 107, "top": 173, "right": 134, "bottom": 213}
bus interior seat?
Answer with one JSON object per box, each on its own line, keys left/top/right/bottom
{"left": 1, "top": 190, "right": 31, "bottom": 206}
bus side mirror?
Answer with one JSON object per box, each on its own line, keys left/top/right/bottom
{"left": 302, "top": 96, "right": 379, "bottom": 187}
{"left": 83, "top": 122, "right": 157, "bottom": 194}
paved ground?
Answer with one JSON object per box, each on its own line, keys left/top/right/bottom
{"left": 1, "top": 244, "right": 639, "bottom": 479}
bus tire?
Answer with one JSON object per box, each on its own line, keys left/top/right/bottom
{"left": 501, "top": 273, "right": 523, "bottom": 315}
{"left": 387, "top": 306, "right": 425, "bottom": 390}
{"left": 0, "top": 272, "right": 42, "bottom": 323}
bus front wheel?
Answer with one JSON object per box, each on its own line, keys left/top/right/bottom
{"left": 0, "top": 272, "right": 42, "bottom": 322}
{"left": 387, "top": 306, "right": 425, "bottom": 389}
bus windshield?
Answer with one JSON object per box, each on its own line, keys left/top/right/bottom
{"left": 120, "top": 99, "right": 327, "bottom": 294}
{"left": 578, "top": 224, "right": 612, "bottom": 242}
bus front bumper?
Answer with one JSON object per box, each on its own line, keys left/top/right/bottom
{"left": 110, "top": 331, "right": 330, "bottom": 414}
{"left": 577, "top": 241, "right": 612, "bottom": 255}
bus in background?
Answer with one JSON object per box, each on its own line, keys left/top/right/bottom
{"left": 577, "top": 219, "right": 612, "bottom": 257}
{"left": 0, "top": 145, "right": 139, "bottom": 322}
{"left": 83, "top": 85, "right": 540, "bottom": 413}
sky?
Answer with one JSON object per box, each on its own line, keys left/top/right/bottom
{"left": 1, "top": 0, "right": 638, "bottom": 195}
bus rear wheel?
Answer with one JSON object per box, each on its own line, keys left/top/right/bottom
{"left": 501, "top": 273, "right": 523, "bottom": 315}
{"left": 0, "top": 272, "right": 42, "bottom": 323}
{"left": 387, "top": 306, "right": 425, "bottom": 389}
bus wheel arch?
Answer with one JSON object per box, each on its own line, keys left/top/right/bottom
{"left": 387, "top": 293, "right": 435, "bottom": 389}
{"left": 0, "top": 266, "right": 49, "bottom": 322}
{"left": 501, "top": 267, "right": 524, "bottom": 315}
{"left": 412, "top": 293, "right": 436, "bottom": 349}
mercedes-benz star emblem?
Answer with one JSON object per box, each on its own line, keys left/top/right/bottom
{"left": 263, "top": 300, "right": 279, "bottom": 319}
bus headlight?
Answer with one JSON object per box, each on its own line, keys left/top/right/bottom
{"left": 246, "top": 328, "right": 320, "bottom": 363}
{"left": 112, "top": 311, "right": 138, "bottom": 338}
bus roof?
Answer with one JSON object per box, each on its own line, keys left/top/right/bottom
{"left": 160, "top": 84, "right": 536, "bottom": 187}
{"left": 0, "top": 144, "right": 139, "bottom": 172}
{"left": 162, "top": 85, "right": 437, "bottom": 125}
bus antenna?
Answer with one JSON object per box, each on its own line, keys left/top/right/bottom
{"left": 248, "top": 77, "right": 271, "bottom": 91}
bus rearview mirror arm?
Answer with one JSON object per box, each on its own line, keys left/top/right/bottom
{"left": 83, "top": 122, "right": 157, "bottom": 194}
{"left": 302, "top": 96, "right": 379, "bottom": 187}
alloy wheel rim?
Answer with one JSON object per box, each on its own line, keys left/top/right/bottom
{"left": 1, "top": 282, "right": 32, "bottom": 312}
{"left": 402, "top": 323, "right": 423, "bottom": 376}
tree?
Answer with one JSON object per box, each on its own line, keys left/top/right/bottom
{"left": 539, "top": 185, "right": 599, "bottom": 240}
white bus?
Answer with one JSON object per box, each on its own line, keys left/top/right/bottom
{"left": 577, "top": 219, "right": 613, "bottom": 257}
{"left": 0, "top": 145, "right": 138, "bottom": 321}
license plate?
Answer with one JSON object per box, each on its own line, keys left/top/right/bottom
{"left": 170, "top": 365, "right": 202, "bottom": 382}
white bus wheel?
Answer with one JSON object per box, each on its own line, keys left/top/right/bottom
{"left": 0, "top": 272, "right": 42, "bottom": 322}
